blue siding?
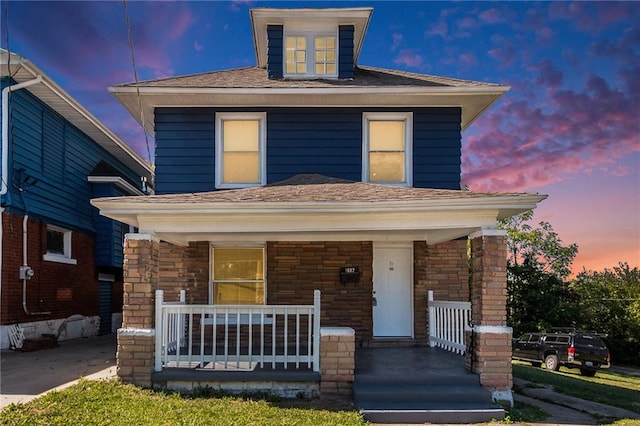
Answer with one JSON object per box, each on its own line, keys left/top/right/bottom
{"left": 154, "top": 107, "right": 462, "bottom": 193}
{"left": 154, "top": 109, "right": 216, "bottom": 195}
{"left": 267, "top": 25, "right": 284, "bottom": 79}
{"left": 338, "top": 25, "right": 355, "bottom": 79}
{"left": 2, "top": 80, "right": 144, "bottom": 233}
{"left": 91, "top": 182, "right": 129, "bottom": 267}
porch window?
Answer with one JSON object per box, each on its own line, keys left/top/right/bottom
{"left": 215, "top": 112, "right": 266, "bottom": 189}
{"left": 362, "top": 112, "right": 413, "bottom": 186}
{"left": 211, "top": 247, "right": 265, "bottom": 305}
{"left": 43, "top": 225, "right": 77, "bottom": 265}
{"left": 285, "top": 34, "right": 337, "bottom": 78}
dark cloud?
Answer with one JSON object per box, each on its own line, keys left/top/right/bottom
{"left": 532, "top": 59, "right": 564, "bottom": 88}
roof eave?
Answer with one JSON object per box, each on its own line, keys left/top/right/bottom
{"left": 1, "top": 49, "right": 153, "bottom": 180}
{"left": 109, "top": 85, "right": 510, "bottom": 136}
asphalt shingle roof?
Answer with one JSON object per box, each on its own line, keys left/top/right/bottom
{"left": 113, "top": 66, "right": 501, "bottom": 90}
{"left": 96, "top": 174, "right": 538, "bottom": 205}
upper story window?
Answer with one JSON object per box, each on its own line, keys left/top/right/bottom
{"left": 211, "top": 246, "right": 265, "bottom": 305}
{"left": 43, "top": 225, "right": 77, "bottom": 265}
{"left": 215, "top": 112, "right": 266, "bottom": 189}
{"left": 285, "top": 33, "right": 337, "bottom": 78}
{"left": 362, "top": 112, "right": 413, "bottom": 186}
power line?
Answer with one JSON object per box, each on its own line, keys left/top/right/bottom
{"left": 122, "top": 0, "right": 153, "bottom": 174}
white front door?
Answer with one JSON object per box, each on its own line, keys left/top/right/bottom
{"left": 372, "top": 245, "right": 413, "bottom": 337}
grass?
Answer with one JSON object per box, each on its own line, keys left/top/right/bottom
{"left": 502, "top": 400, "right": 548, "bottom": 423}
{"left": 0, "top": 379, "right": 367, "bottom": 426}
{"left": 512, "top": 361, "right": 640, "bottom": 415}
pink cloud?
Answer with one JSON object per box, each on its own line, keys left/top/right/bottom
{"left": 531, "top": 59, "right": 564, "bottom": 88}
{"left": 459, "top": 52, "right": 477, "bottom": 67}
{"left": 462, "top": 65, "right": 640, "bottom": 192}
{"left": 391, "top": 33, "right": 403, "bottom": 52}
{"left": 393, "top": 49, "right": 424, "bottom": 69}
{"left": 488, "top": 44, "right": 517, "bottom": 69}
{"left": 425, "top": 20, "right": 448, "bottom": 38}
{"left": 478, "top": 8, "right": 501, "bottom": 24}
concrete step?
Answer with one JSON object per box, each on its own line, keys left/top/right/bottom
{"left": 355, "top": 371, "right": 481, "bottom": 386}
{"left": 360, "top": 406, "right": 505, "bottom": 424}
{"left": 353, "top": 383, "right": 493, "bottom": 404}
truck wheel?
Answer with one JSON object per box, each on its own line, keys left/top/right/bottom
{"left": 580, "top": 368, "right": 597, "bottom": 377}
{"left": 531, "top": 362, "right": 542, "bottom": 368}
{"left": 545, "top": 354, "right": 560, "bottom": 371}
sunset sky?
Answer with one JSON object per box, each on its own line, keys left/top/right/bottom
{"left": 3, "top": 1, "right": 638, "bottom": 275}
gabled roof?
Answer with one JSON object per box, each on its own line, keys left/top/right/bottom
{"left": 92, "top": 174, "right": 546, "bottom": 247}
{"left": 110, "top": 65, "right": 509, "bottom": 135}
{"left": 1, "top": 49, "right": 153, "bottom": 182}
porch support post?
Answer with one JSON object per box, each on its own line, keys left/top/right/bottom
{"left": 468, "top": 229, "right": 513, "bottom": 407}
{"left": 117, "top": 233, "right": 159, "bottom": 388}
{"left": 320, "top": 327, "right": 355, "bottom": 396}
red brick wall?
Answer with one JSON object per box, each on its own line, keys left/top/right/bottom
{"left": 157, "top": 241, "right": 209, "bottom": 303}
{"left": 1, "top": 211, "right": 97, "bottom": 324}
{"left": 414, "top": 240, "right": 469, "bottom": 343}
{"left": 267, "top": 242, "right": 374, "bottom": 341}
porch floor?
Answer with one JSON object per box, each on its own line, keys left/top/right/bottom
{"left": 354, "top": 346, "right": 505, "bottom": 424}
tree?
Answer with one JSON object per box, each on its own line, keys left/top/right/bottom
{"left": 499, "top": 211, "right": 579, "bottom": 335}
{"left": 571, "top": 263, "right": 640, "bottom": 366}
{"left": 499, "top": 210, "right": 578, "bottom": 279}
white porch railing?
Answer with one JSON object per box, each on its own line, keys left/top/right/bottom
{"left": 428, "top": 290, "right": 471, "bottom": 355}
{"left": 154, "top": 290, "right": 321, "bottom": 373}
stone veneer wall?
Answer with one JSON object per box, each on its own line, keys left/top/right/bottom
{"left": 467, "top": 230, "right": 513, "bottom": 405}
{"left": 118, "top": 234, "right": 159, "bottom": 387}
{"left": 320, "top": 327, "right": 355, "bottom": 395}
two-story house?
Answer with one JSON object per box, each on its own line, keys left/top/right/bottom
{"left": 92, "top": 8, "right": 546, "bottom": 423}
{"left": 1, "top": 49, "right": 153, "bottom": 349}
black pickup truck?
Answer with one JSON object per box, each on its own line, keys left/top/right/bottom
{"left": 512, "top": 329, "right": 610, "bottom": 376}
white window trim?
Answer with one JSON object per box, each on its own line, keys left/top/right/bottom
{"left": 209, "top": 244, "right": 266, "bottom": 305}
{"left": 362, "top": 112, "right": 413, "bottom": 186}
{"left": 283, "top": 31, "right": 339, "bottom": 79}
{"left": 215, "top": 112, "right": 266, "bottom": 189}
{"left": 43, "top": 225, "right": 77, "bottom": 265}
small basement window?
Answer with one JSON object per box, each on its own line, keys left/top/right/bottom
{"left": 43, "top": 225, "right": 77, "bottom": 265}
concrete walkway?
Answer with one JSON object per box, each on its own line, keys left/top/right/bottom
{"left": 0, "top": 333, "right": 117, "bottom": 409}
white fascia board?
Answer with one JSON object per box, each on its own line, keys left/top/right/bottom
{"left": 110, "top": 86, "right": 509, "bottom": 135}
{"left": 2, "top": 51, "right": 153, "bottom": 179}
{"left": 87, "top": 176, "right": 144, "bottom": 195}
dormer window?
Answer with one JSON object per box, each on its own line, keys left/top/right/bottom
{"left": 284, "top": 34, "right": 337, "bottom": 78}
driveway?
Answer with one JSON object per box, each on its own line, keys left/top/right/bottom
{"left": 0, "top": 333, "right": 116, "bottom": 409}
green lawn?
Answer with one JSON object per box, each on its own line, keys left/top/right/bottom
{"left": 512, "top": 361, "right": 640, "bottom": 415}
{"left": 0, "top": 379, "right": 367, "bottom": 426}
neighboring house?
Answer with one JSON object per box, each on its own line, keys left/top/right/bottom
{"left": 0, "top": 49, "right": 153, "bottom": 349}
{"left": 92, "top": 7, "right": 546, "bottom": 419}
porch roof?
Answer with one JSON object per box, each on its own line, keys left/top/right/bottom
{"left": 91, "top": 174, "right": 546, "bottom": 246}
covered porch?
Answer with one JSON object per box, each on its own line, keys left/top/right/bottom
{"left": 91, "top": 175, "right": 546, "bottom": 404}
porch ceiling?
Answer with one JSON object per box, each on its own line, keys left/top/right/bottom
{"left": 91, "top": 180, "right": 546, "bottom": 246}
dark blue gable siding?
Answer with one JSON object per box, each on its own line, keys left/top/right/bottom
{"left": 154, "top": 107, "right": 462, "bottom": 193}
{"left": 91, "top": 182, "right": 129, "bottom": 267}
{"left": 267, "top": 25, "right": 284, "bottom": 79}
{"left": 1, "top": 77, "right": 143, "bottom": 233}
{"left": 338, "top": 25, "right": 355, "bottom": 79}
{"left": 154, "top": 109, "right": 216, "bottom": 194}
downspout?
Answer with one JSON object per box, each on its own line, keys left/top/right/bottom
{"left": 1, "top": 75, "right": 47, "bottom": 315}
{"left": 2, "top": 75, "right": 43, "bottom": 196}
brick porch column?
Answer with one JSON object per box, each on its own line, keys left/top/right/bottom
{"left": 117, "top": 233, "right": 159, "bottom": 387}
{"left": 468, "top": 229, "right": 513, "bottom": 406}
{"left": 320, "top": 327, "right": 355, "bottom": 396}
